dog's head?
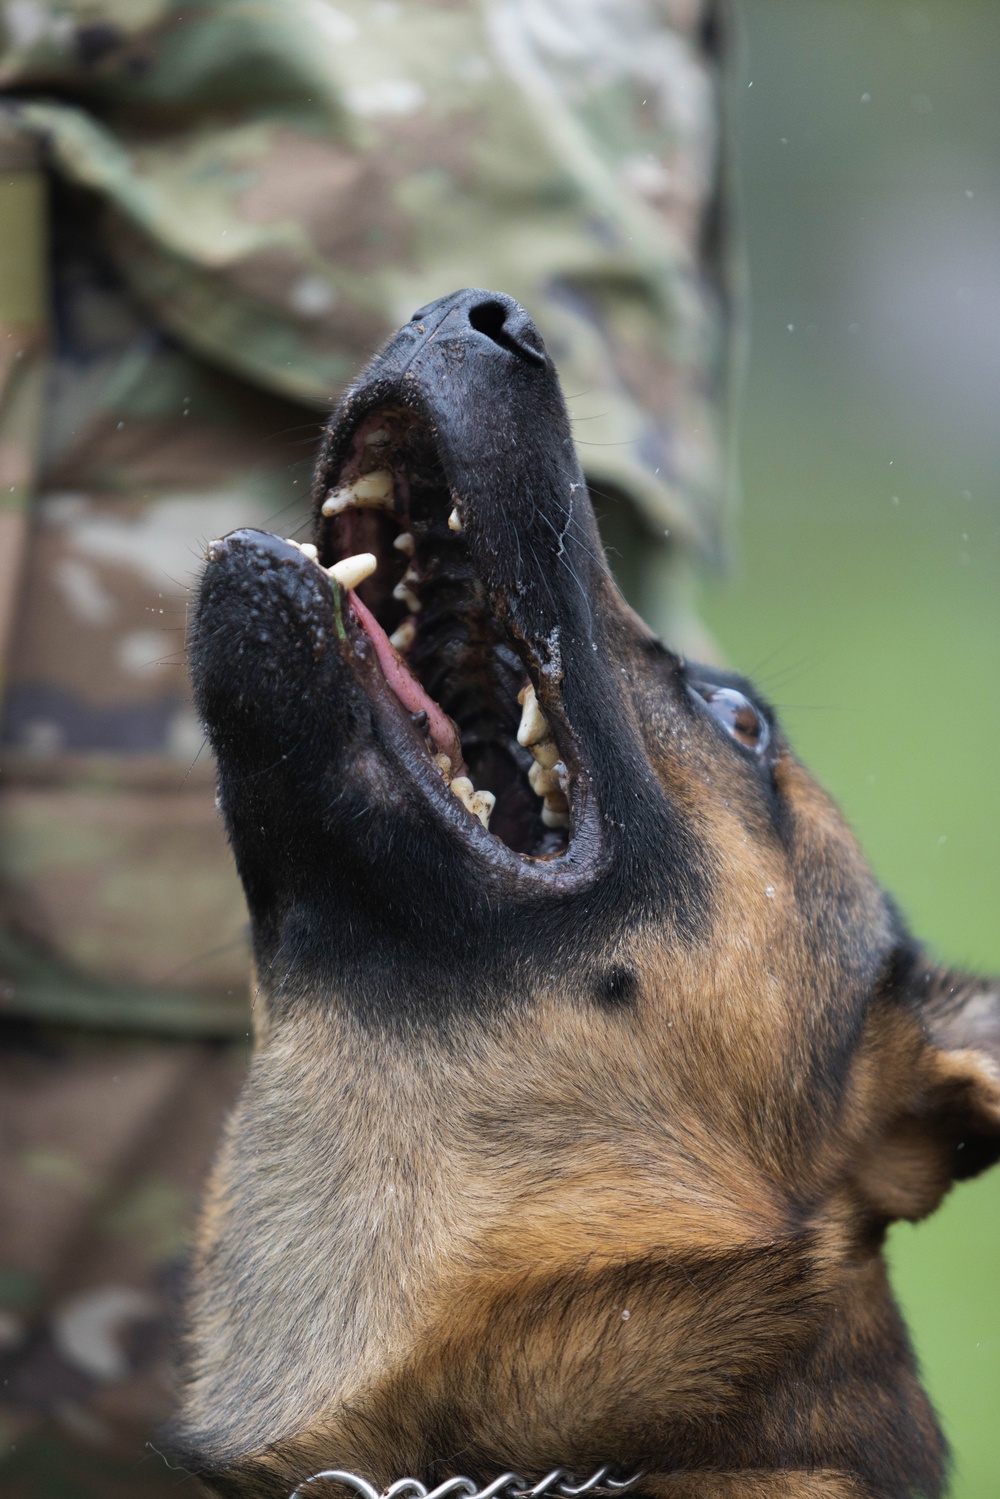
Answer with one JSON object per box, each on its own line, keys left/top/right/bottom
{"left": 181, "top": 292, "right": 1000, "bottom": 1498}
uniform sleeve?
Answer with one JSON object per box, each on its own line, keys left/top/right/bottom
{"left": 1, "top": 0, "right": 735, "bottom": 561}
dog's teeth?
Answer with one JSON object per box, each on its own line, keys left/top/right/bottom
{"left": 449, "top": 776, "right": 495, "bottom": 829}
{"left": 467, "top": 789, "right": 495, "bottom": 828}
{"left": 321, "top": 469, "right": 394, "bottom": 516}
{"left": 393, "top": 580, "right": 421, "bottom": 612}
{"left": 529, "top": 737, "right": 561, "bottom": 770}
{"left": 328, "top": 552, "right": 377, "bottom": 590}
{"left": 447, "top": 507, "right": 463, "bottom": 533}
{"left": 434, "top": 753, "right": 452, "bottom": 778}
{"left": 518, "top": 682, "right": 569, "bottom": 823}
{"left": 516, "top": 683, "right": 549, "bottom": 747}
{"left": 285, "top": 538, "right": 319, "bottom": 561}
{"left": 530, "top": 761, "right": 554, "bottom": 797}
{"left": 364, "top": 427, "right": 389, "bottom": 445}
{"left": 389, "top": 619, "right": 416, "bottom": 652}
{"left": 351, "top": 469, "right": 393, "bottom": 501}
{"left": 528, "top": 760, "right": 562, "bottom": 797}
{"left": 393, "top": 532, "right": 415, "bottom": 556}
{"left": 541, "top": 786, "right": 570, "bottom": 829}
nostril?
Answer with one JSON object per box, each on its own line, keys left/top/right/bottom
{"left": 468, "top": 298, "right": 546, "bottom": 366}
{"left": 468, "top": 299, "right": 509, "bottom": 342}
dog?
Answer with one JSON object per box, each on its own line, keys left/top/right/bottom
{"left": 178, "top": 289, "right": 1000, "bottom": 1499}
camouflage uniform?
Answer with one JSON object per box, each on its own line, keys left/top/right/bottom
{"left": 0, "top": 2, "right": 734, "bottom": 1492}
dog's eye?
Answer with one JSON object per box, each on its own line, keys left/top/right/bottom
{"left": 687, "top": 682, "right": 770, "bottom": 755}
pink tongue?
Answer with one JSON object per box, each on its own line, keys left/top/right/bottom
{"left": 348, "top": 591, "right": 465, "bottom": 774}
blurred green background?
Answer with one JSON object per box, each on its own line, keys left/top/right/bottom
{"left": 699, "top": 2, "right": 999, "bottom": 1492}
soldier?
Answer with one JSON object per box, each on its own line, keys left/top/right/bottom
{"left": 0, "top": 3, "right": 735, "bottom": 1492}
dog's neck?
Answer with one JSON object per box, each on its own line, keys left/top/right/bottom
{"left": 187, "top": 990, "right": 810, "bottom": 1483}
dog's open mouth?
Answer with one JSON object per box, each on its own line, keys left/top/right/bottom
{"left": 304, "top": 405, "right": 572, "bottom": 860}
{"left": 194, "top": 291, "right": 625, "bottom": 910}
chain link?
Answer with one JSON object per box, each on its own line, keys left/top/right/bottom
{"left": 290, "top": 1463, "right": 644, "bottom": 1499}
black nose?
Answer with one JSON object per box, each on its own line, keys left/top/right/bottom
{"left": 408, "top": 288, "right": 547, "bottom": 367}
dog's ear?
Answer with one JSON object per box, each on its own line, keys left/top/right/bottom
{"left": 856, "top": 961, "right": 1000, "bottom": 1224}
{"left": 916, "top": 966, "right": 1000, "bottom": 1175}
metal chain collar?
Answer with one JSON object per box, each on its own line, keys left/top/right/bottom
{"left": 290, "top": 1463, "right": 644, "bottom": 1499}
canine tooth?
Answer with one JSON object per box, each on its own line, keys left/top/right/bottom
{"left": 516, "top": 683, "right": 548, "bottom": 747}
{"left": 402, "top": 565, "right": 420, "bottom": 585}
{"left": 541, "top": 797, "right": 570, "bottom": 829}
{"left": 285, "top": 538, "right": 319, "bottom": 560}
{"left": 389, "top": 620, "right": 416, "bottom": 652}
{"left": 352, "top": 470, "right": 394, "bottom": 501}
{"left": 393, "top": 532, "right": 415, "bottom": 556}
{"left": 447, "top": 507, "right": 462, "bottom": 533}
{"left": 434, "top": 753, "right": 452, "bottom": 778}
{"left": 393, "top": 581, "right": 421, "bottom": 612}
{"left": 529, "top": 737, "right": 560, "bottom": 770}
{"left": 321, "top": 469, "right": 394, "bottom": 516}
{"left": 328, "top": 552, "right": 377, "bottom": 590}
